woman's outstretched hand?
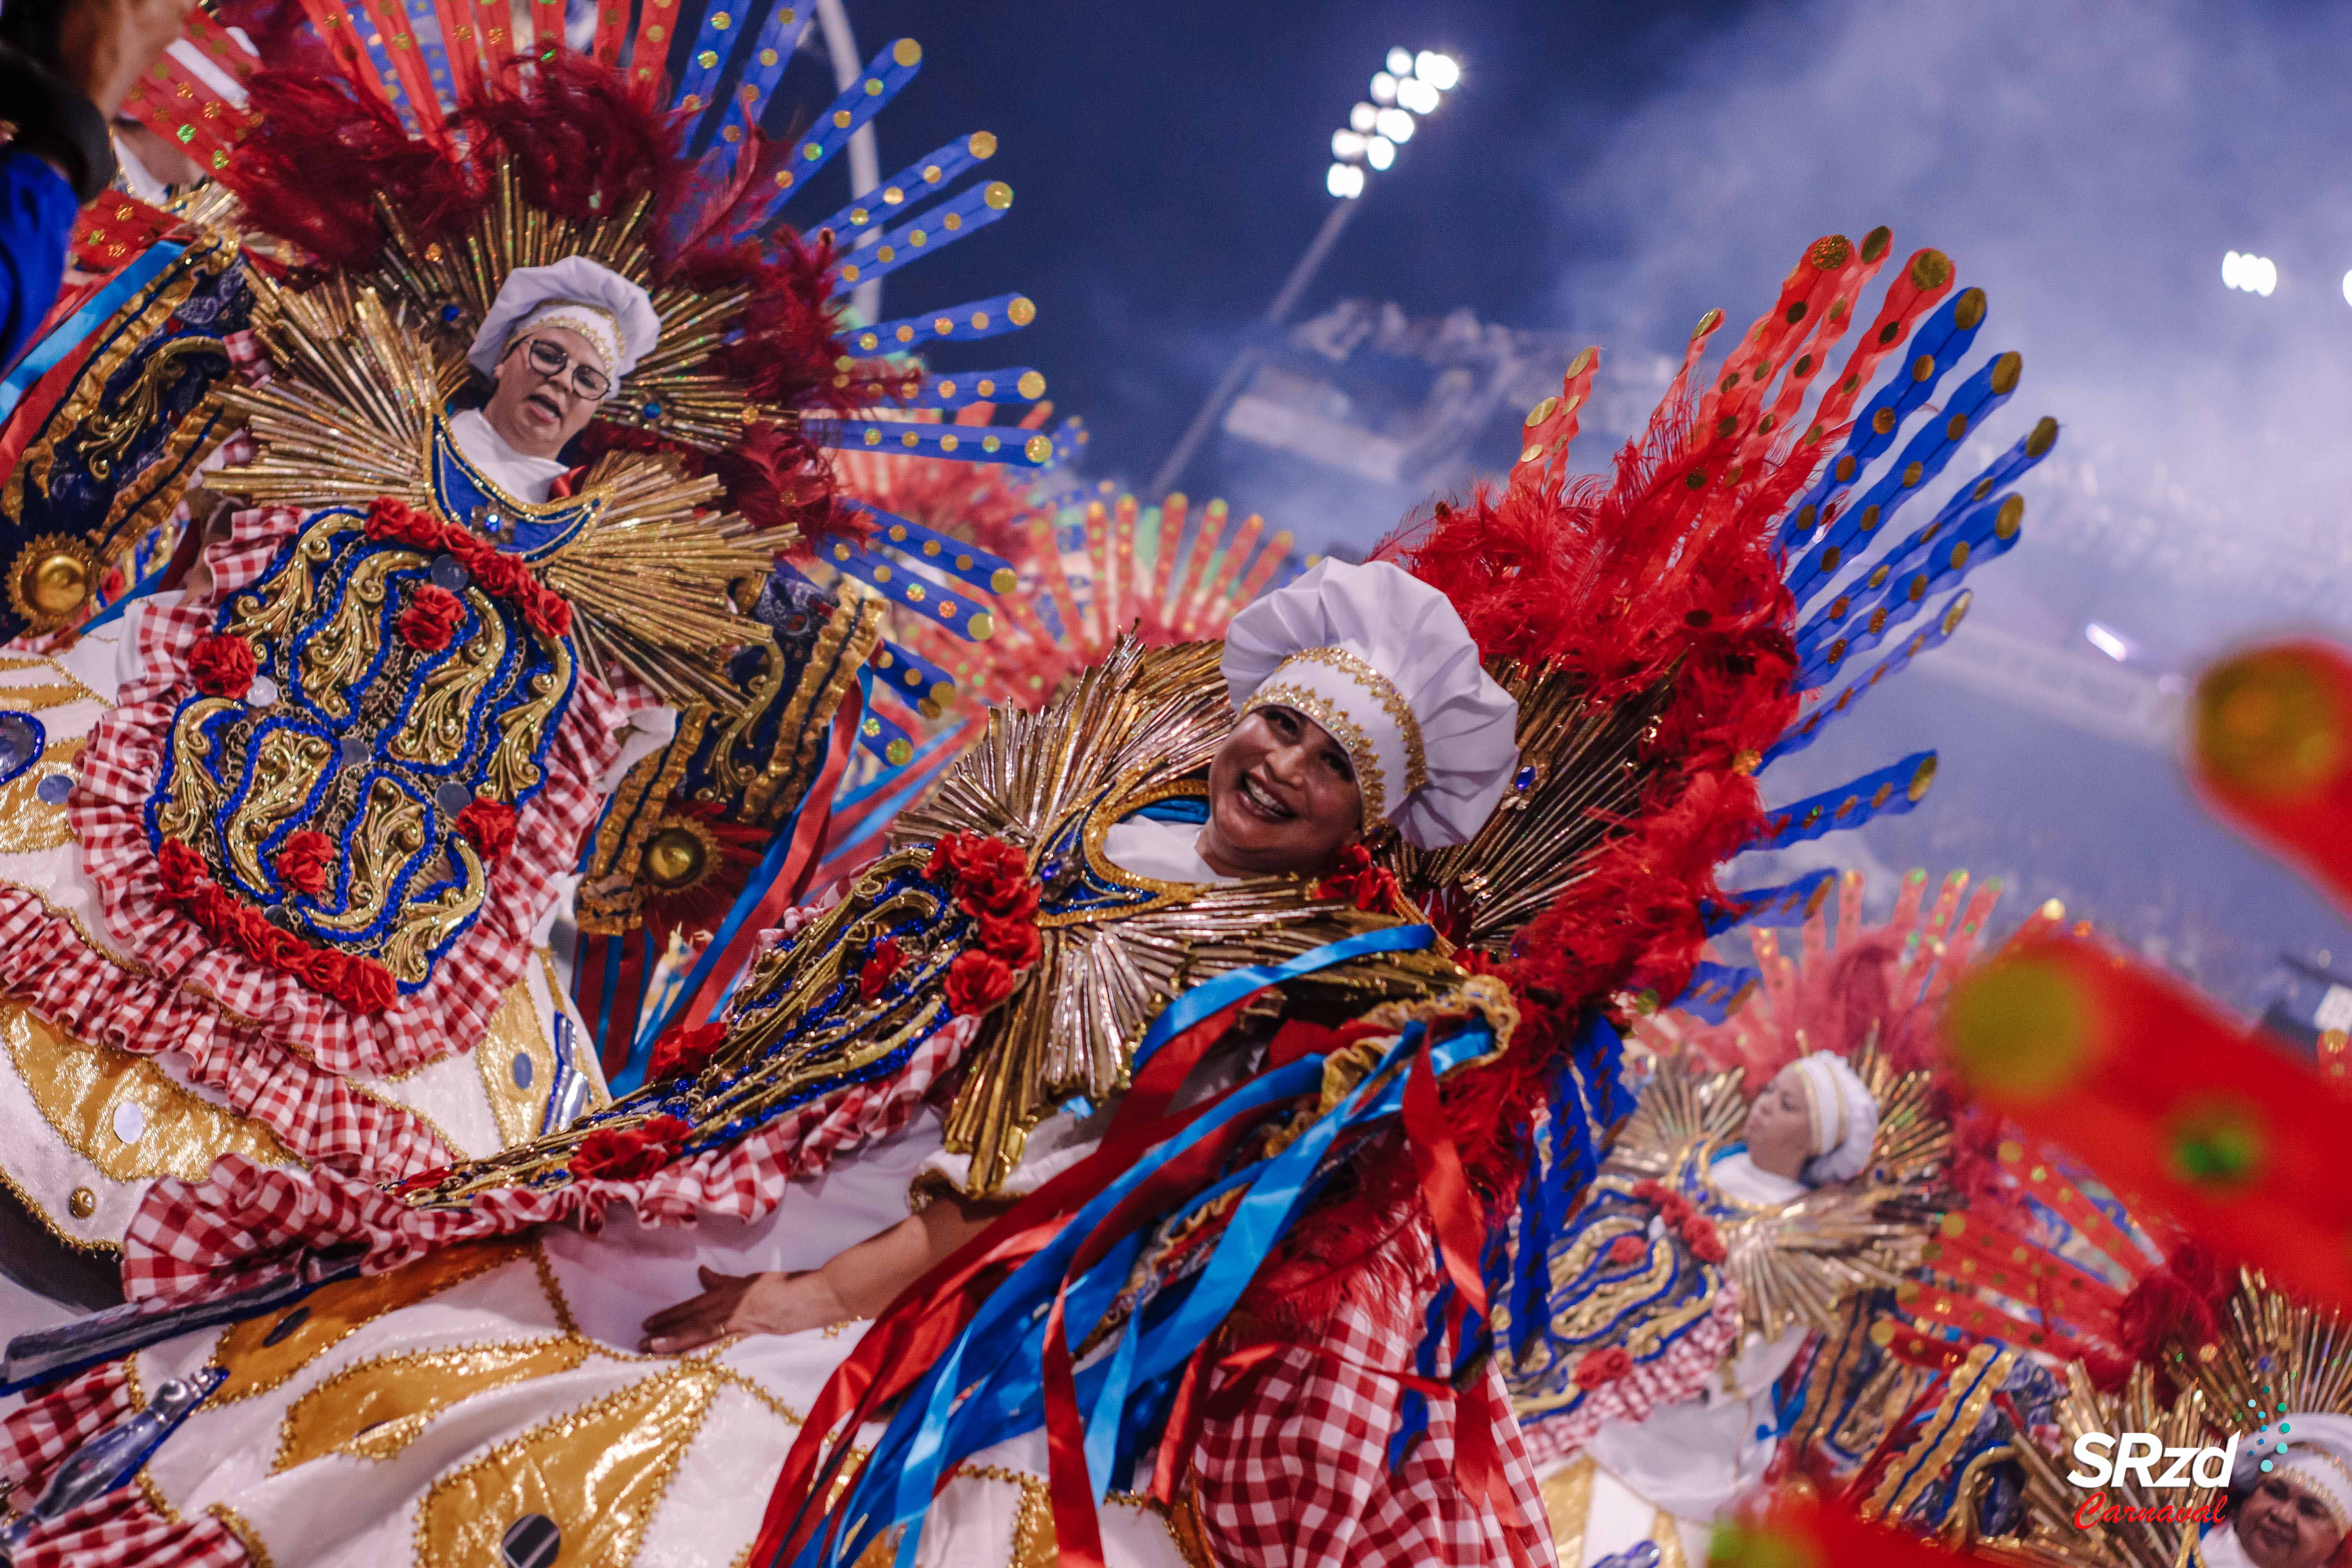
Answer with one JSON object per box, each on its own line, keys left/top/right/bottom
{"left": 637, "top": 1194, "right": 1013, "bottom": 1354}
{"left": 638, "top": 1265, "right": 850, "bottom": 1353}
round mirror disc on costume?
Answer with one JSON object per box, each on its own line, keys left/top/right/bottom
{"left": 28, "top": 552, "right": 89, "bottom": 617}
{"left": 642, "top": 826, "right": 708, "bottom": 890}
{"left": 511, "top": 1052, "right": 533, "bottom": 1089}
{"left": 0, "top": 716, "right": 34, "bottom": 770}
{"left": 435, "top": 780, "right": 475, "bottom": 815}
{"left": 35, "top": 775, "right": 71, "bottom": 804}
{"left": 430, "top": 554, "right": 469, "bottom": 591}
{"left": 501, "top": 1515, "right": 560, "bottom": 1568}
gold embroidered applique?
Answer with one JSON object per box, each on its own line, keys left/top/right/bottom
{"left": 272, "top": 1336, "right": 590, "bottom": 1472}
{"left": 0, "top": 998, "right": 293, "bottom": 1182}
{"left": 209, "top": 1237, "right": 537, "bottom": 1404}
{"left": 475, "top": 972, "right": 558, "bottom": 1148}
{"left": 411, "top": 1364, "right": 723, "bottom": 1568}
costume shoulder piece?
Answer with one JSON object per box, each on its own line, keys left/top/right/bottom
{"left": 0, "top": 195, "right": 255, "bottom": 642}
{"left": 900, "top": 635, "right": 1460, "bottom": 1190}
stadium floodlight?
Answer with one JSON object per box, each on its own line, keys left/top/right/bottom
{"left": 2221, "top": 250, "right": 2277, "bottom": 296}
{"left": 1394, "top": 75, "right": 1439, "bottom": 114}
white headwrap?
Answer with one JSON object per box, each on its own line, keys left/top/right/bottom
{"left": 468, "top": 257, "right": 661, "bottom": 383}
{"left": 1221, "top": 559, "right": 1519, "bottom": 849}
{"left": 2236, "top": 1412, "right": 2352, "bottom": 1530}
{"left": 1790, "top": 1051, "right": 1878, "bottom": 1185}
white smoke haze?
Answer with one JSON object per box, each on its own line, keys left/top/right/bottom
{"left": 1542, "top": 0, "right": 2352, "bottom": 645}
{"left": 1528, "top": 0, "right": 2352, "bottom": 1009}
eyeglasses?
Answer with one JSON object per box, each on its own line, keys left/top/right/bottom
{"left": 514, "top": 336, "right": 612, "bottom": 401}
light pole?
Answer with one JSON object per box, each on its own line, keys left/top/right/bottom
{"left": 1147, "top": 46, "right": 1460, "bottom": 498}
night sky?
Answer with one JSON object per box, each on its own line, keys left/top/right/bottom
{"left": 777, "top": 1, "right": 1755, "bottom": 502}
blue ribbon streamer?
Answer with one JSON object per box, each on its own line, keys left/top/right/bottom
{"left": 0, "top": 243, "right": 186, "bottom": 422}
{"left": 1129, "top": 923, "right": 1435, "bottom": 1071}
{"left": 814, "top": 1011, "right": 1498, "bottom": 1568}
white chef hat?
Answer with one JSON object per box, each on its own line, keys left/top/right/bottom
{"left": 1221, "top": 558, "right": 1519, "bottom": 849}
{"left": 1790, "top": 1051, "right": 1879, "bottom": 1185}
{"left": 2236, "top": 1413, "right": 2352, "bottom": 1529}
{"left": 468, "top": 257, "right": 661, "bottom": 383}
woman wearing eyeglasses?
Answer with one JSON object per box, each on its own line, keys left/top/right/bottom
{"left": 451, "top": 259, "right": 637, "bottom": 504}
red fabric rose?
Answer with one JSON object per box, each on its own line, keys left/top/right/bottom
{"left": 366, "top": 496, "right": 439, "bottom": 547}
{"left": 976, "top": 913, "right": 1040, "bottom": 969}
{"left": 468, "top": 548, "right": 528, "bottom": 599}
{"left": 338, "top": 958, "right": 397, "bottom": 1014}
{"left": 1631, "top": 1180, "right": 1695, "bottom": 1225}
{"left": 569, "top": 1113, "right": 691, "bottom": 1181}
{"left": 960, "top": 877, "right": 1040, "bottom": 924}
{"left": 274, "top": 829, "right": 334, "bottom": 897}
{"left": 156, "top": 837, "right": 206, "bottom": 900}
{"left": 1314, "top": 844, "right": 1402, "bottom": 912}
{"left": 1681, "top": 1215, "right": 1727, "bottom": 1264}
{"left": 454, "top": 797, "right": 516, "bottom": 861}
{"left": 649, "top": 1020, "right": 727, "bottom": 1080}
{"left": 1574, "top": 1347, "right": 1634, "bottom": 1389}
{"left": 300, "top": 946, "right": 350, "bottom": 995}
{"left": 189, "top": 634, "right": 257, "bottom": 699}
{"left": 944, "top": 948, "right": 1018, "bottom": 1017}
{"left": 524, "top": 590, "right": 572, "bottom": 639}
{"left": 938, "top": 837, "right": 1032, "bottom": 913}
{"left": 1606, "top": 1234, "right": 1648, "bottom": 1267}
{"left": 924, "top": 831, "right": 983, "bottom": 884}
{"left": 858, "top": 935, "right": 904, "bottom": 1000}
{"left": 397, "top": 584, "right": 465, "bottom": 652}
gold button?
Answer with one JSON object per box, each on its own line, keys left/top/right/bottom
{"left": 68, "top": 1187, "right": 96, "bottom": 1218}
{"left": 29, "top": 552, "right": 90, "bottom": 617}
{"left": 641, "top": 826, "right": 708, "bottom": 891}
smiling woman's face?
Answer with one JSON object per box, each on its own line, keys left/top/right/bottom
{"left": 1197, "top": 705, "right": 1364, "bottom": 878}
{"left": 483, "top": 323, "right": 604, "bottom": 459}
{"left": 2236, "top": 1476, "right": 2346, "bottom": 1568}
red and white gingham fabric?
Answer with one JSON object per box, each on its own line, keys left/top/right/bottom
{"left": 120, "top": 1011, "right": 980, "bottom": 1299}
{"left": 0, "top": 1361, "right": 132, "bottom": 1494}
{"left": 0, "top": 1370, "right": 252, "bottom": 1566}
{"left": 1196, "top": 1254, "right": 1557, "bottom": 1568}
{"left": 220, "top": 330, "right": 267, "bottom": 385}
{"left": 2, "top": 1490, "right": 252, "bottom": 1568}
{"left": 1515, "top": 1285, "right": 1742, "bottom": 1469}
{"left": 0, "top": 500, "right": 659, "bottom": 1180}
